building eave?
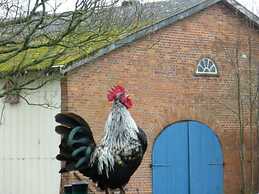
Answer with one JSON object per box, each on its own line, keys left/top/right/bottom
{"left": 224, "top": 0, "right": 259, "bottom": 26}
{"left": 62, "top": 0, "right": 259, "bottom": 74}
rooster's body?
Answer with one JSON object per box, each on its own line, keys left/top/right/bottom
{"left": 55, "top": 86, "right": 147, "bottom": 193}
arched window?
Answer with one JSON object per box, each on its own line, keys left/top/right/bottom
{"left": 196, "top": 58, "right": 218, "bottom": 75}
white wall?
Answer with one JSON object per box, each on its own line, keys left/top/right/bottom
{"left": 0, "top": 81, "right": 61, "bottom": 194}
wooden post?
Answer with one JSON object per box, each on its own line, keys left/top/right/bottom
{"left": 72, "top": 182, "right": 88, "bottom": 194}
{"left": 64, "top": 185, "right": 72, "bottom": 194}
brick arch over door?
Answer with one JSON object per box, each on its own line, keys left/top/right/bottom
{"left": 152, "top": 120, "right": 224, "bottom": 194}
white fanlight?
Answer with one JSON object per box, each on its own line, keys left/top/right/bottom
{"left": 196, "top": 58, "right": 218, "bottom": 75}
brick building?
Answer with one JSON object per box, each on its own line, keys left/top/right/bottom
{"left": 60, "top": 0, "right": 259, "bottom": 193}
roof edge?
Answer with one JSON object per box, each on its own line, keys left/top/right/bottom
{"left": 63, "top": 0, "right": 259, "bottom": 74}
{"left": 224, "top": 0, "right": 259, "bottom": 26}
{"left": 62, "top": 0, "right": 221, "bottom": 73}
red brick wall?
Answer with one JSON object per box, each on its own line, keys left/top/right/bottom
{"left": 61, "top": 2, "right": 259, "bottom": 194}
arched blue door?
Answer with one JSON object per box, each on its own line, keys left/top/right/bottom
{"left": 152, "top": 121, "right": 223, "bottom": 194}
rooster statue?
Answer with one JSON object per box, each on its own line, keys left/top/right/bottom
{"left": 55, "top": 85, "right": 147, "bottom": 194}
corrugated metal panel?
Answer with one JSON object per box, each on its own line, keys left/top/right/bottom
{"left": 0, "top": 81, "right": 61, "bottom": 194}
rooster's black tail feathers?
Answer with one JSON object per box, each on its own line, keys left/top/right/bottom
{"left": 55, "top": 113, "right": 96, "bottom": 173}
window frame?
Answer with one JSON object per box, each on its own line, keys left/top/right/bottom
{"left": 194, "top": 57, "right": 219, "bottom": 77}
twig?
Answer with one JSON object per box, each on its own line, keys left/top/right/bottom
{"left": 18, "top": 94, "right": 60, "bottom": 109}
{"left": 0, "top": 102, "right": 6, "bottom": 124}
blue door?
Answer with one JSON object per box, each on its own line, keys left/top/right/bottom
{"left": 152, "top": 121, "right": 223, "bottom": 194}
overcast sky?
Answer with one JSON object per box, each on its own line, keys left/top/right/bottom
{"left": 237, "top": 0, "right": 259, "bottom": 14}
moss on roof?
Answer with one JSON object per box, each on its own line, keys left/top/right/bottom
{"left": 0, "top": 26, "right": 139, "bottom": 74}
{"left": 2, "top": 0, "right": 190, "bottom": 75}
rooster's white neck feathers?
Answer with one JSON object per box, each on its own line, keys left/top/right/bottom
{"left": 91, "top": 101, "right": 140, "bottom": 177}
{"left": 102, "top": 102, "right": 139, "bottom": 147}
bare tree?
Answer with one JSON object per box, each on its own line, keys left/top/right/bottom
{"left": 212, "top": 21, "right": 259, "bottom": 194}
{"left": 0, "top": 0, "right": 144, "bottom": 104}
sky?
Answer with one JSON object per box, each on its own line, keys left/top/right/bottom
{"left": 237, "top": 0, "right": 259, "bottom": 14}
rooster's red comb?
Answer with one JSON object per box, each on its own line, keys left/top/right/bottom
{"left": 107, "top": 85, "right": 125, "bottom": 101}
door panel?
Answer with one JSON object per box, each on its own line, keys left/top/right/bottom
{"left": 189, "top": 121, "right": 224, "bottom": 194}
{"left": 152, "top": 121, "right": 223, "bottom": 194}
{"left": 153, "top": 122, "right": 189, "bottom": 194}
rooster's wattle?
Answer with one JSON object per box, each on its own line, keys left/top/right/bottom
{"left": 55, "top": 85, "right": 147, "bottom": 193}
